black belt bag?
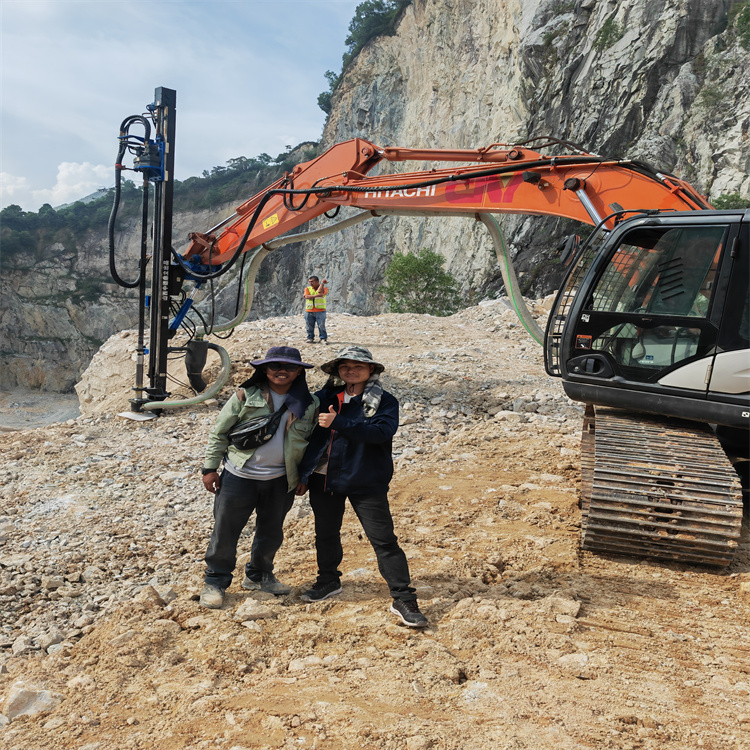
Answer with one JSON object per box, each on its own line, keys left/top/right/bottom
{"left": 227, "top": 403, "right": 288, "bottom": 450}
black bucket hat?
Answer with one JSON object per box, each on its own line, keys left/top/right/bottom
{"left": 251, "top": 346, "right": 313, "bottom": 369}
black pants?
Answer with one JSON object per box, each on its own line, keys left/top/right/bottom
{"left": 204, "top": 471, "right": 294, "bottom": 590}
{"left": 308, "top": 473, "right": 416, "bottom": 601}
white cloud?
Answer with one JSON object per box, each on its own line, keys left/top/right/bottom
{"left": 0, "top": 172, "right": 31, "bottom": 207}
{"left": 1, "top": 1, "right": 359, "bottom": 212}
{"left": 31, "top": 162, "right": 113, "bottom": 208}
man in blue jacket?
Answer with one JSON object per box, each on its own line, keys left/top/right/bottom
{"left": 296, "top": 345, "right": 428, "bottom": 628}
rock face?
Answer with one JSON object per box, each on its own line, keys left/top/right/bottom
{"left": 2, "top": 0, "right": 748, "bottom": 391}
{"left": 0, "top": 207, "right": 228, "bottom": 392}
{"left": 301, "top": 0, "right": 749, "bottom": 312}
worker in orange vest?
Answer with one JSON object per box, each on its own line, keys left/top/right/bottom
{"left": 304, "top": 275, "right": 329, "bottom": 344}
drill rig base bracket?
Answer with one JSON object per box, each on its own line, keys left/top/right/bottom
{"left": 117, "top": 410, "right": 158, "bottom": 421}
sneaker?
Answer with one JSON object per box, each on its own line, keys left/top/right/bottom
{"left": 306, "top": 338, "right": 314, "bottom": 344}
{"left": 390, "top": 599, "right": 428, "bottom": 628}
{"left": 199, "top": 584, "right": 225, "bottom": 609}
{"left": 321, "top": 339, "right": 329, "bottom": 345}
{"left": 242, "top": 572, "right": 291, "bottom": 596}
{"left": 299, "top": 580, "right": 343, "bottom": 602}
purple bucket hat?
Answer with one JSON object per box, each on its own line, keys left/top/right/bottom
{"left": 251, "top": 346, "right": 313, "bottom": 369}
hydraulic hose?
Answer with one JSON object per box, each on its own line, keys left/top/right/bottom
{"left": 142, "top": 341, "right": 231, "bottom": 411}
{"left": 108, "top": 115, "right": 152, "bottom": 288}
{"left": 479, "top": 214, "right": 544, "bottom": 345}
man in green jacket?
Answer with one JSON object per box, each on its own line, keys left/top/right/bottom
{"left": 200, "top": 346, "right": 318, "bottom": 609}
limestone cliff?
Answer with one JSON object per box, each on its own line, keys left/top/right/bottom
{"left": 2, "top": 0, "right": 748, "bottom": 391}
{"left": 0, "top": 206, "right": 230, "bottom": 391}
{"left": 295, "top": 0, "right": 749, "bottom": 312}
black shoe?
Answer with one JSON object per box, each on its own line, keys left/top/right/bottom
{"left": 299, "top": 580, "right": 342, "bottom": 602}
{"left": 390, "top": 599, "right": 428, "bottom": 628}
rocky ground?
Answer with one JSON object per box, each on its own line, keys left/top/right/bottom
{"left": 0, "top": 301, "right": 748, "bottom": 750}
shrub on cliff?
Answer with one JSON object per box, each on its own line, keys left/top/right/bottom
{"left": 318, "top": 0, "right": 411, "bottom": 113}
{"left": 380, "top": 248, "right": 461, "bottom": 316}
{"left": 712, "top": 192, "right": 750, "bottom": 209}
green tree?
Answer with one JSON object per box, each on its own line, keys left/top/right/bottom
{"left": 226, "top": 156, "right": 251, "bottom": 172}
{"left": 343, "top": 0, "right": 411, "bottom": 67}
{"left": 0, "top": 204, "right": 28, "bottom": 231}
{"left": 317, "top": 70, "right": 341, "bottom": 115}
{"left": 380, "top": 248, "right": 461, "bottom": 315}
{"left": 712, "top": 192, "right": 750, "bottom": 209}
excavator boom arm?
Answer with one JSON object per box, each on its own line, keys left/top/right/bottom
{"left": 184, "top": 138, "right": 711, "bottom": 266}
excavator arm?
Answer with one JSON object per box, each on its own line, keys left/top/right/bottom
{"left": 183, "top": 137, "right": 711, "bottom": 267}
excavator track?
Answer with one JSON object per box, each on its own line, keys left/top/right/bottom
{"left": 580, "top": 407, "right": 744, "bottom": 567}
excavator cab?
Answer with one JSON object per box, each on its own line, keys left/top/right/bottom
{"left": 546, "top": 210, "right": 750, "bottom": 430}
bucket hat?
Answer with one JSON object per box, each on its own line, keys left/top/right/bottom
{"left": 321, "top": 345, "right": 385, "bottom": 375}
{"left": 251, "top": 346, "right": 313, "bottom": 369}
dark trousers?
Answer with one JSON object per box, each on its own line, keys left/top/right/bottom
{"left": 204, "top": 471, "right": 294, "bottom": 590}
{"left": 305, "top": 311, "right": 327, "bottom": 341}
{"left": 308, "top": 473, "right": 416, "bottom": 601}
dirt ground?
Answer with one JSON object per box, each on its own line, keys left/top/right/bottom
{"left": 1, "top": 303, "right": 748, "bottom": 750}
{"left": 0, "top": 388, "right": 79, "bottom": 433}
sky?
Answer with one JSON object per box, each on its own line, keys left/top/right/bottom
{"left": 0, "top": 0, "right": 360, "bottom": 212}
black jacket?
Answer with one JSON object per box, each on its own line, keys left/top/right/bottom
{"left": 298, "top": 385, "right": 399, "bottom": 495}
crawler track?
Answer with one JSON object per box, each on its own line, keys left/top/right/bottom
{"left": 580, "top": 407, "right": 744, "bottom": 566}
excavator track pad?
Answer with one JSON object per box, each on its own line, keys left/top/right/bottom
{"left": 580, "top": 406, "right": 744, "bottom": 567}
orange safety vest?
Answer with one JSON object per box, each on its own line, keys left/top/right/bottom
{"left": 305, "top": 285, "right": 327, "bottom": 311}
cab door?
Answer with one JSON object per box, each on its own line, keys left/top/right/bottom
{"left": 570, "top": 221, "right": 732, "bottom": 383}
{"left": 707, "top": 219, "right": 750, "bottom": 405}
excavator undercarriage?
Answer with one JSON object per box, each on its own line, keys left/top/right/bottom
{"left": 580, "top": 406, "right": 745, "bottom": 566}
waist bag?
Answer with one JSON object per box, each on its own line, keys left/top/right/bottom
{"left": 228, "top": 403, "right": 288, "bottom": 450}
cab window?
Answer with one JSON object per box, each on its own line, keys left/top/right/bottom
{"left": 589, "top": 225, "right": 726, "bottom": 318}
{"left": 581, "top": 225, "right": 728, "bottom": 380}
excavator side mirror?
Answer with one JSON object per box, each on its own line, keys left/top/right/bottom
{"left": 558, "top": 234, "right": 581, "bottom": 266}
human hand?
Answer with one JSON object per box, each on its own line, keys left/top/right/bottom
{"left": 203, "top": 472, "right": 221, "bottom": 493}
{"left": 319, "top": 405, "right": 337, "bottom": 428}
{"left": 295, "top": 482, "right": 308, "bottom": 496}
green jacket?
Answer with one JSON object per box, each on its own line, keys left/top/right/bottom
{"left": 203, "top": 385, "right": 319, "bottom": 491}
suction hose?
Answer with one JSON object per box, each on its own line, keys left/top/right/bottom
{"left": 141, "top": 341, "right": 231, "bottom": 411}
{"left": 368, "top": 208, "right": 545, "bottom": 345}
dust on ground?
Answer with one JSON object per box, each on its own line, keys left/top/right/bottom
{"left": 0, "top": 388, "right": 79, "bottom": 433}
{"left": 1, "top": 303, "right": 748, "bottom": 750}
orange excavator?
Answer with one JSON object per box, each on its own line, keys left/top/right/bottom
{"left": 110, "top": 87, "right": 748, "bottom": 567}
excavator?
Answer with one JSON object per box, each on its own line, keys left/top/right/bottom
{"left": 110, "top": 87, "right": 749, "bottom": 567}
